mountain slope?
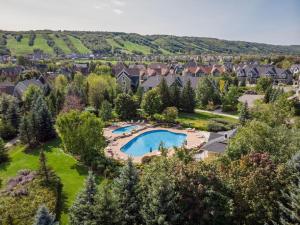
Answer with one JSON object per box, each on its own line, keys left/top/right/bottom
{"left": 0, "top": 30, "right": 299, "bottom": 56}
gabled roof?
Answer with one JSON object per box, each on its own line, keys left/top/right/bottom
{"left": 13, "top": 78, "right": 45, "bottom": 99}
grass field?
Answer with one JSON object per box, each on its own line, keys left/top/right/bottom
{"left": 6, "top": 34, "right": 54, "bottom": 56}
{"left": 50, "top": 34, "right": 72, "bottom": 54}
{"left": 0, "top": 139, "right": 96, "bottom": 225}
{"left": 68, "top": 35, "right": 91, "bottom": 54}
{"left": 123, "top": 41, "right": 152, "bottom": 55}
{"left": 177, "top": 111, "right": 238, "bottom": 130}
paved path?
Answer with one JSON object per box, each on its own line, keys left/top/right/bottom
{"left": 5, "top": 137, "right": 19, "bottom": 149}
{"left": 195, "top": 109, "right": 239, "bottom": 120}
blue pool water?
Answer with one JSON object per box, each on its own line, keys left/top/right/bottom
{"left": 121, "top": 130, "right": 187, "bottom": 157}
{"left": 113, "top": 125, "right": 138, "bottom": 134}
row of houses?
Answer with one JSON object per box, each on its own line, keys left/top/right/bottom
{"left": 113, "top": 61, "right": 298, "bottom": 92}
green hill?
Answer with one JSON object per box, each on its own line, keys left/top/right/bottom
{"left": 0, "top": 30, "right": 299, "bottom": 56}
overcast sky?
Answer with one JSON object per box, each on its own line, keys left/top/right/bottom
{"left": 0, "top": 0, "right": 299, "bottom": 45}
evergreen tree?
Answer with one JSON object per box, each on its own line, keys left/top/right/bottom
{"left": 33, "top": 205, "right": 56, "bottom": 225}
{"left": 180, "top": 80, "right": 196, "bottom": 113}
{"left": 169, "top": 83, "right": 181, "bottom": 109}
{"left": 113, "top": 158, "right": 141, "bottom": 225}
{"left": 19, "top": 114, "right": 34, "bottom": 146}
{"left": 69, "top": 171, "right": 98, "bottom": 225}
{"left": 141, "top": 159, "right": 180, "bottom": 225}
{"left": 4, "top": 214, "right": 15, "bottom": 225}
{"left": 0, "top": 137, "right": 8, "bottom": 163}
{"left": 239, "top": 101, "right": 250, "bottom": 125}
{"left": 6, "top": 101, "right": 20, "bottom": 131}
{"left": 264, "top": 85, "right": 273, "bottom": 103}
{"left": 39, "top": 149, "right": 50, "bottom": 184}
{"left": 99, "top": 100, "right": 112, "bottom": 121}
{"left": 32, "top": 96, "right": 55, "bottom": 143}
{"left": 95, "top": 184, "right": 118, "bottom": 225}
{"left": 158, "top": 78, "right": 171, "bottom": 110}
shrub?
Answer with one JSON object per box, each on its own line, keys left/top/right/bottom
{"left": 162, "top": 107, "right": 178, "bottom": 123}
{"left": 207, "top": 121, "right": 229, "bottom": 132}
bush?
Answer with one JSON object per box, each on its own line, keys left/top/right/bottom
{"left": 207, "top": 121, "right": 229, "bottom": 132}
{"left": 162, "top": 107, "right": 178, "bottom": 123}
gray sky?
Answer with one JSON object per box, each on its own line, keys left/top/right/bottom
{"left": 0, "top": 0, "right": 299, "bottom": 45}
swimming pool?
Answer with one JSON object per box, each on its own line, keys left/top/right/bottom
{"left": 112, "top": 125, "right": 138, "bottom": 134}
{"left": 121, "top": 130, "right": 187, "bottom": 157}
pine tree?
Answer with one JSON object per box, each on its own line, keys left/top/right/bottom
{"left": 33, "top": 205, "right": 56, "bottom": 225}
{"left": 170, "top": 83, "right": 181, "bottom": 109}
{"left": 180, "top": 80, "right": 196, "bottom": 113}
{"left": 141, "top": 161, "right": 179, "bottom": 225}
{"left": 32, "top": 96, "right": 55, "bottom": 143}
{"left": 99, "top": 100, "right": 112, "bottom": 121}
{"left": 278, "top": 152, "right": 300, "bottom": 225}
{"left": 19, "top": 114, "right": 34, "bottom": 146}
{"left": 4, "top": 214, "right": 15, "bottom": 225}
{"left": 239, "top": 101, "right": 250, "bottom": 125}
{"left": 69, "top": 171, "right": 98, "bottom": 225}
{"left": 39, "top": 149, "right": 49, "bottom": 184}
{"left": 0, "top": 137, "right": 8, "bottom": 163}
{"left": 264, "top": 85, "right": 273, "bottom": 103}
{"left": 158, "top": 78, "right": 171, "bottom": 110}
{"left": 95, "top": 184, "right": 118, "bottom": 225}
{"left": 6, "top": 101, "right": 20, "bottom": 131}
{"left": 113, "top": 158, "right": 141, "bottom": 225}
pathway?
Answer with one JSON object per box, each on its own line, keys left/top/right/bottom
{"left": 195, "top": 109, "right": 239, "bottom": 119}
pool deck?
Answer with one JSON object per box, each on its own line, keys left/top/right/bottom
{"left": 104, "top": 123, "right": 208, "bottom": 163}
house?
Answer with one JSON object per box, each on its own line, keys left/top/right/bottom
{"left": 140, "top": 74, "right": 199, "bottom": 92}
{"left": 73, "top": 63, "right": 89, "bottom": 75}
{"left": 290, "top": 64, "right": 300, "bottom": 75}
{"left": 13, "top": 76, "right": 46, "bottom": 99}
{"left": 116, "top": 68, "right": 141, "bottom": 92}
{"left": 112, "top": 62, "right": 127, "bottom": 76}
{"left": 0, "top": 66, "right": 24, "bottom": 81}
{"left": 194, "top": 129, "right": 237, "bottom": 160}
{"left": 0, "top": 82, "right": 15, "bottom": 95}
{"left": 236, "top": 65, "right": 293, "bottom": 85}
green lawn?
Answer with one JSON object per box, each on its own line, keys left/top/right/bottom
{"left": 0, "top": 139, "right": 93, "bottom": 225}
{"left": 6, "top": 34, "right": 54, "bottom": 56}
{"left": 68, "top": 35, "right": 91, "bottom": 54}
{"left": 177, "top": 111, "right": 238, "bottom": 131}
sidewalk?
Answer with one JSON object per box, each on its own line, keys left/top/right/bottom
{"left": 195, "top": 109, "right": 239, "bottom": 119}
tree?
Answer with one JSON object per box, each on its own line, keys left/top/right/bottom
{"left": 256, "top": 77, "right": 273, "bottom": 93}
{"left": 278, "top": 151, "right": 300, "bottom": 225}
{"left": 226, "top": 120, "right": 300, "bottom": 162}
{"left": 141, "top": 89, "right": 162, "bottom": 117}
{"left": 61, "top": 95, "right": 84, "bottom": 113}
{"left": 162, "top": 107, "right": 178, "bottom": 123}
{"left": 32, "top": 96, "right": 55, "bottom": 143}
{"left": 22, "top": 85, "right": 43, "bottom": 111}
{"left": 47, "top": 89, "right": 65, "bottom": 117}
{"left": 99, "top": 100, "right": 112, "bottom": 122}
{"left": 158, "top": 78, "right": 171, "bottom": 110}
{"left": 55, "top": 111, "right": 105, "bottom": 166}
{"left": 69, "top": 171, "right": 98, "bottom": 225}
{"left": 0, "top": 137, "right": 8, "bottom": 163}
{"left": 87, "top": 74, "right": 116, "bottom": 110}
{"left": 196, "top": 77, "right": 220, "bottom": 108}
{"left": 95, "top": 184, "right": 118, "bottom": 225}
{"left": 222, "top": 85, "right": 240, "bottom": 112}
{"left": 19, "top": 113, "right": 35, "bottom": 146}
{"left": 181, "top": 80, "right": 196, "bottom": 113}
{"left": 239, "top": 102, "right": 250, "bottom": 125}
{"left": 169, "top": 83, "right": 181, "bottom": 109}
{"left": 140, "top": 158, "right": 180, "bottom": 225}
{"left": 33, "top": 205, "right": 56, "bottom": 225}
{"left": 54, "top": 74, "right": 68, "bottom": 93}
{"left": 113, "top": 158, "right": 141, "bottom": 225}
{"left": 115, "top": 93, "right": 137, "bottom": 120}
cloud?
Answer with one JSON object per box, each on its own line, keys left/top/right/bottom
{"left": 112, "top": 0, "right": 125, "bottom": 6}
{"left": 113, "top": 8, "right": 124, "bottom": 15}
{"left": 94, "top": 3, "right": 109, "bottom": 10}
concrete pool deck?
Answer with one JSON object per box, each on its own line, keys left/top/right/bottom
{"left": 104, "top": 123, "right": 208, "bottom": 163}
